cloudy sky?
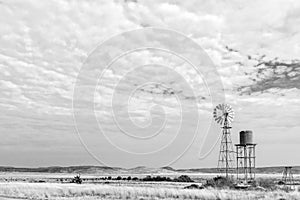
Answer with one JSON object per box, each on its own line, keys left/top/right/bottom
{"left": 0, "top": 0, "right": 300, "bottom": 168}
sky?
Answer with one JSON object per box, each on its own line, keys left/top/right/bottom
{"left": 0, "top": 0, "right": 300, "bottom": 168}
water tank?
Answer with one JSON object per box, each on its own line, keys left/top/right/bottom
{"left": 240, "top": 130, "right": 253, "bottom": 145}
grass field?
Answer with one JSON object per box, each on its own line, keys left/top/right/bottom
{"left": 0, "top": 171, "right": 299, "bottom": 200}
{"left": 0, "top": 181, "right": 299, "bottom": 200}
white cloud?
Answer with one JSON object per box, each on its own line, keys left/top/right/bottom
{"left": 0, "top": 0, "right": 299, "bottom": 167}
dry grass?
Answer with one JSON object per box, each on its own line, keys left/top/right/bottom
{"left": 0, "top": 182, "right": 300, "bottom": 200}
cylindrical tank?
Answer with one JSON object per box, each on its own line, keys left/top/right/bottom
{"left": 240, "top": 130, "right": 253, "bottom": 145}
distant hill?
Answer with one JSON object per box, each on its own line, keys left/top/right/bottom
{"left": 255, "top": 166, "right": 300, "bottom": 174}
{"left": 0, "top": 166, "right": 125, "bottom": 174}
{"left": 0, "top": 165, "right": 299, "bottom": 174}
{"left": 177, "top": 166, "right": 300, "bottom": 174}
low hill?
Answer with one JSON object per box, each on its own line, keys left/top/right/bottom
{"left": 0, "top": 165, "right": 299, "bottom": 174}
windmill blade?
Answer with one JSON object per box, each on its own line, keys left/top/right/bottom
{"left": 217, "top": 117, "right": 223, "bottom": 124}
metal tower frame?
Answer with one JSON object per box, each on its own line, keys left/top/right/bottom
{"left": 235, "top": 143, "right": 256, "bottom": 182}
{"left": 217, "top": 113, "right": 235, "bottom": 178}
{"left": 282, "top": 166, "right": 294, "bottom": 185}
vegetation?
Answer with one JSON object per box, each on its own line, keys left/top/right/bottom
{"left": 142, "top": 175, "right": 172, "bottom": 182}
{"left": 0, "top": 182, "right": 299, "bottom": 200}
{"left": 174, "top": 175, "right": 194, "bottom": 182}
{"left": 184, "top": 184, "right": 204, "bottom": 189}
{"left": 71, "top": 175, "right": 82, "bottom": 184}
{"left": 1, "top": 170, "right": 298, "bottom": 199}
{"left": 256, "top": 178, "right": 277, "bottom": 190}
{"left": 137, "top": 175, "right": 194, "bottom": 182}
{"left": 204, "top": 176, "right": 235, "bottom": 189}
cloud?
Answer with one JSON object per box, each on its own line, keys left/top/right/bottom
{"left": 238, "top": 58, "right": 300, "bottom": 94}
{"left": 0, "top": 0, "right": 299, "bottom": 167}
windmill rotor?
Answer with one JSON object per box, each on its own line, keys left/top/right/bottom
{"left": 213, "top": 103, "right": 234, "bottom": 125}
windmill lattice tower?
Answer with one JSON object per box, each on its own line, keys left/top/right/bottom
{"left": 282, "top": 166, "right": 294, "bottom": 185}
{"left": 213, "top": 103, "right": 235, "bottom": 178}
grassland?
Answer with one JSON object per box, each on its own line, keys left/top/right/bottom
{"left": 0, "top": 167, "right": 299, "bottom": 200}
{"left": 0, "top": 181, "right": 300, "bottom": 200}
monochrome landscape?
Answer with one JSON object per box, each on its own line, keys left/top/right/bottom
{"left": 1, "top": 0, "right": 300, "bottom": 199}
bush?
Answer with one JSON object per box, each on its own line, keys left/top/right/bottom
{"left": 184, "top": 184, "right": 204, "bottom": 189}
{"left": 141, "top": 175, "right": 192, "bottom": 182}
{"left": 132, "top": 177, "right": 139, "bottom": 181}
{"left": 174, "top": 175, "right": 194, "bottom": 183}
{"left": 116, "top": 176, "right": 122, "bottom": 180}
{"left": 142, "top": 175, "right": 153, "bottom": 181}
{"left": 204, "top": 176, "right": 234, "bottom": 188}
{"left": 71, "top": 175, "right": 82, "bottom": 184}
{"left": 278, "top": 180, "right": 285, "bottom": 185}
{"left": 127, "top": 176, "right": 131, "bottom": 181}
{"left": 153, "top": 176, "right": 166, "bottom": 181}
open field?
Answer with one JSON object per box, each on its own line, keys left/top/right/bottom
{"left": 0, "top": 182, "right": 300, "bottom": 200}
{"left": 0, "top": 171, "right": 300, "bottom": 200}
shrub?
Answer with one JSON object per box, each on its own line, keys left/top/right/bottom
{"left": 204, "top": 176, "right": 234, "bottom": 188}
{"left": 71, "top": 175, "right": 82, "bottom": 184}
{"left": 174, "top": 175, "right": 194, "bottom": 183}
{"left": 141, "top": 175, "right": 192, "bottom": 182}
{"left": 142, "top": 175, "right": 153, "bottom": 181}
{"left": 278, "top": 180, "right": 285, "bottom": 185}
{"left": 116, "top": 176, "right": 122, "bottom": 180}
{"left": 153, "top": 176, "right": 165, "bottom": 181}
{"left": 184, "top": 184, "right": 204, "bottom": 189}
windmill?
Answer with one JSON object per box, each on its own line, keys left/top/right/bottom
{"left": 213, "top": 103, "right": 235, "bottom": 178}
{"left": 282, "top": 166, "right": 294, "bottom": 185}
